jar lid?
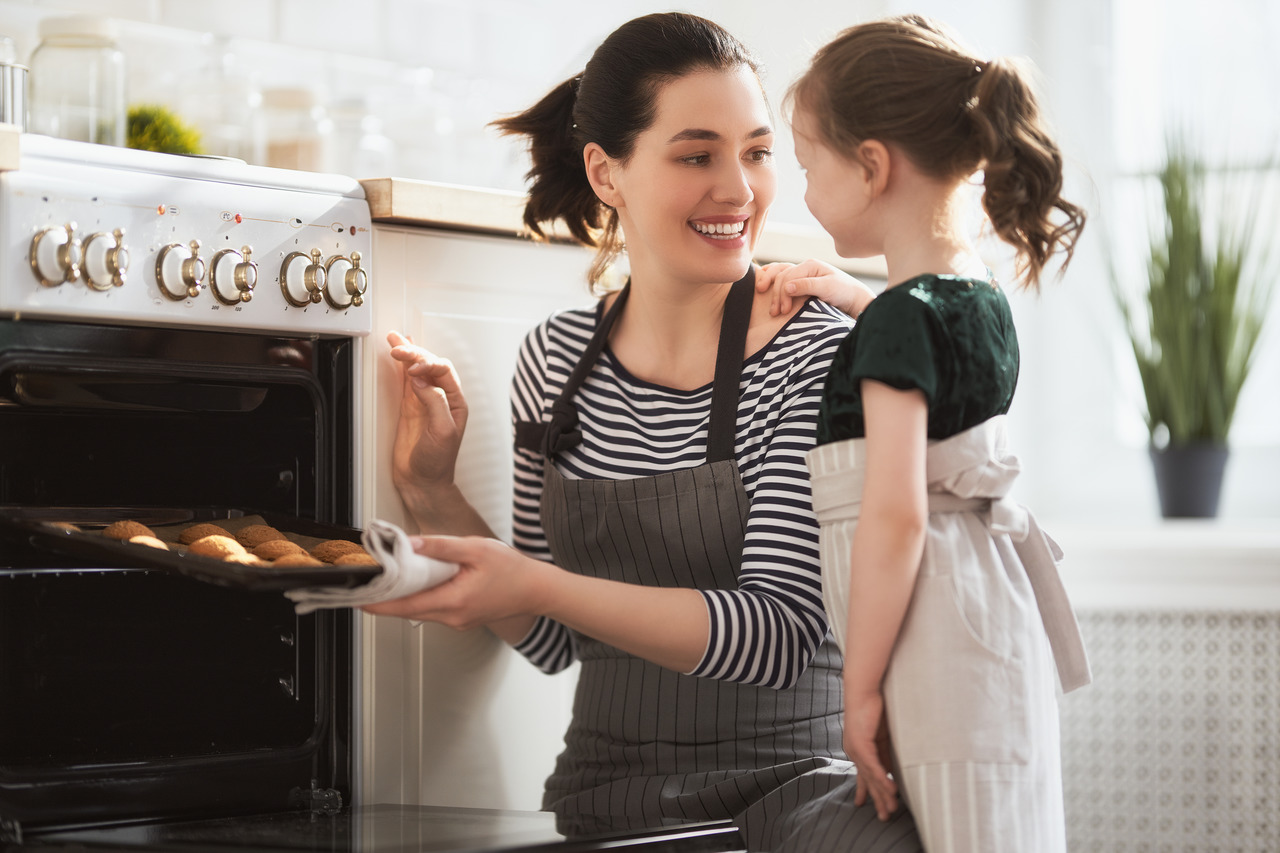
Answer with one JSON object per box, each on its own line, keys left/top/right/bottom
{"left": 37, "top": 14, "right": 120, "bottom": 41}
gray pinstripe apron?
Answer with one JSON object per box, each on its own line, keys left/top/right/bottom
{"left": 517, "top": 273, "right": 922, "bottom": 852}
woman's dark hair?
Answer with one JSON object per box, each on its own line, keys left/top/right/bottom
{"left": 788, "top": 15, "right": 1085, "bottom": 288}
{"left": 492, "top": 13, "right": 761, "bottom": 286}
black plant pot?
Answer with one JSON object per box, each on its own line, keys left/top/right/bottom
{"left": 1149, "top": 443, "right": 1229, "bottom": 518}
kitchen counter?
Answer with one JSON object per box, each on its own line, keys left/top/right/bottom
{"left": 359, "top": 176, "right": 888, "bottom": 280}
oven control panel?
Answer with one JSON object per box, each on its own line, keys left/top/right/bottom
{"left": 0, "top": 135, "right": 374, "bottom": 336}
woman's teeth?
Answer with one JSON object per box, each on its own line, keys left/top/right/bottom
{"left": 693, "top": 221, "right": 745, "bottom": 239}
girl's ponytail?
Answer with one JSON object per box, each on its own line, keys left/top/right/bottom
{"left": 969, "top": 58, "right": 1085, "bottom": 287}
{"left": 790, "top": 15, "right": 1085, "bottom": 289}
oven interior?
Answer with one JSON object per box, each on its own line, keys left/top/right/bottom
{"left": 0, "top": 319, "right": 356, "bottom": 842}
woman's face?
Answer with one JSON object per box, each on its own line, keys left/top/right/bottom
{"left": 791, "top": 106, "right": 878, "bottom": 258}
{"left": 608, "top": 66, "right": 776, "bottom": 287}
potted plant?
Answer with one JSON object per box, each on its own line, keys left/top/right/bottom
{"left": 1112, "top": 137, "right": 1274, "bottom": 518}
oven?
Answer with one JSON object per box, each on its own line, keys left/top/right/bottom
{"left": 0, "top": 135, "right": 743, "bottom": 853}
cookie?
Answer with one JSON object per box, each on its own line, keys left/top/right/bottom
{"left": 271, "top": 553, "right": 324, "bottom": 568}
{"left": 252, "top": 539, "right": 306, "bottom": 560}
{"left": 128, "top": 535, "right": 169, "bottom": 550}
{"left": 236, "top": 524, "right": 285, "bottom": 549}
{"left": 179, "top": 522, "right": 232, "bottom": 545}
{"left": 226, "top": 553, "right": 267, "bottom": 566}
{"left": 309, "top": 539, "right": 365, "bottom": 563}
{"left": 333, "top": 551, "right": 379, "bottom": 567}
{"left": 188, "top": 534, "right": 247, "bottom": 559}
{"left": 103, "top": 520, "right": 155, "bottom": 541}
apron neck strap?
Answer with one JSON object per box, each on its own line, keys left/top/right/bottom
{"left": 534, "top": 268, "right": 755, "bottom": 462}
{"left": 706, "top": 267, "right": 754, "bottom": 463}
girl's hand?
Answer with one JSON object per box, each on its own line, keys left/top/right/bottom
{"left": 755, "top": 259, "right": 877, "bottom": 317}
{"left": 361, "top": 535, "right": 552, "bottom": 631}
{"left": 387, "top": 331, "right": 468, "bottom": 504}
{"left": 843, "top": 688, "right": 899, "bottom": 821}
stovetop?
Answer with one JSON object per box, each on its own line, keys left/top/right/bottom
{"left": 18, "top": 805, "right": 744, "bottom": 853}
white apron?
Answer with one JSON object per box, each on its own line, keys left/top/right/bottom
{"left": 806, "top": 415, "right": 1090, "bottom": 853}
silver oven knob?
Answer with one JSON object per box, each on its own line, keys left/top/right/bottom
{"left": 323, "top": 251, "right": 368, "bottom": 309}
{"left": 211, "top": 245, "right": 258, "bottom": 305}
{"left": 280, "top": 248, "right": 326, "bottom": 307}
{"left": 156, "top": 240, "right": 206, "bottom": 300}
{"left": 82, "top": 229, "right": 130, "bottom": 291}
{"left": 30, "top": 223, "right": 82, "bottom": 288}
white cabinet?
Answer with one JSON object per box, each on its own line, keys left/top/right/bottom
{"left": 356, "top": 222, "right": 594, "bottom": 810}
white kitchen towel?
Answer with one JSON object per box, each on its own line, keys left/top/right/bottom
{"left": 284, "top": 518, "right": 459, "bottom": 615}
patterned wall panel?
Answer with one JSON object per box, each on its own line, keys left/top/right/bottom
{"left": 1061, "top": 611, "right": 1278, "bottom": 852}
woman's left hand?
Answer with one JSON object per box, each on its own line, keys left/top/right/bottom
{"left": 843, "top": 688, "right": 899, "bottom": 821}
{"left": 361, "top": 535, "right": 552, "bottom": 631}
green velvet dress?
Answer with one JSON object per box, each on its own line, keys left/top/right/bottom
{"left": 816, "top": 274, "right": 1019, "bottom": 444}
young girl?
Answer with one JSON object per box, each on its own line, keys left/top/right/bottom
{"left": 784, "top": 15, "right": 1092, "bottom": 853}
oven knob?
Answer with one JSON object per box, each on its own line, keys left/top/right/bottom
{"left": 323, "top": 251, "right": 368, "bottom": 309}
{"left": 280, "top": 248, "right": 326, "bottom": 307}
{"left": 82, "top": 229, "right": 130, "bottom": 291}
{"left": 156, "top": 240, "right": 206, "bottom": 300}
{"left": 30, "top": 223, "right": 82, "bottom": 288}
{"left": 211, "top": 245, "right": 258, "bottom": 305}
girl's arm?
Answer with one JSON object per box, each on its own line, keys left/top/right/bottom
{"left": 843, "top": 378, "right": 929, "bottom": 820}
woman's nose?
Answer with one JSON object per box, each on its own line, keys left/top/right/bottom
{"left": 711, "top": 162, "right": 753, "bottom": 206}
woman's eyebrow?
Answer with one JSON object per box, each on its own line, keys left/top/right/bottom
{"left": 666, "top": 125, "right": 774, "bottom": 144}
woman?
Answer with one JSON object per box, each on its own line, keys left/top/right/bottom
{"left": 370, "top": 13, "right": 921, "bottom": 852}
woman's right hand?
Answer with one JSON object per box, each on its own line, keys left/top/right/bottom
{"left": 387, "top": 330, "right": 469, "bottom": 516}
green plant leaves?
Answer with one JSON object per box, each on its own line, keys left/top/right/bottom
{"left": 1111, "top": 137, "right": 1274, "bottom": 446}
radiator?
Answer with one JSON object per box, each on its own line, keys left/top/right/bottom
{"left": 1061, "top": 610, "right": 1279, "bottom": 852}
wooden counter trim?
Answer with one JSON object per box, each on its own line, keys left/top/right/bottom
{"left": 360, "top": 176, "right": 887, "bottom": 280}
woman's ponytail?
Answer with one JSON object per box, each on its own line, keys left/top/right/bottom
{"left": 969, "top": 58, "right": 1085, "bottom": 287}
{"left": 491, "top": 76, "right": 612, "bottom": 245}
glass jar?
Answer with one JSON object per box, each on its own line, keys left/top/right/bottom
{"left": 28, "top": 14, "right": 126, "bottom": 146}
{"left": 0, "top": 36, "right": 27, "bottom": 130}
{"left": 261, "top": 86, "right": 331, "bottom": 172}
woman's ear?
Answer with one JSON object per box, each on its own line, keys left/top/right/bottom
{"left": 857, "top": 140, "right": 891, "bottom": 199}
{"left": 584, "top": 143, "right": 622, "bottom": 209}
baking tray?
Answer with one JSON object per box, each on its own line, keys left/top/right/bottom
{"left": 0, "top": 505, "right": 383, "bottom": 591}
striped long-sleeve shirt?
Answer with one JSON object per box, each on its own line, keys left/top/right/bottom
{"left": 509, "top": 296, "right": 853, "bottom": 690}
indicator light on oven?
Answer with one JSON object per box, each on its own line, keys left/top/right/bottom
{"left": 30, "top": 222, "right": 82, "bottom": 288}
{"left": 235, "top": 213, "right": 243, "bottom": 224}
{"left": 82, "top": 228, "right": 129, "bottom": 291}
{"left": 157, "top": 204, "right": 166, "bottom": 215}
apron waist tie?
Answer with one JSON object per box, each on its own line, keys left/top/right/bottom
{"left": 927, "top": 493, "right": 1092, "bottom": 694}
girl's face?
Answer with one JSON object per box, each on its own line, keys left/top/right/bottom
{"left": 791, "top": 106, "right": 879, "bottom": 258}
{"left": 607, "top": 67, "right": 776, "bottom": 287}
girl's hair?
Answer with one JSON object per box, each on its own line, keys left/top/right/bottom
{"left": 789, "top": 15, "right": 1085, "bottom": 288}
{"left": 492, "top": 13, "right": 761, "bottom": 287}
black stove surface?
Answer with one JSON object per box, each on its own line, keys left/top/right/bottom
{"left": 18, "top": 804, "right": 743, "bottom": 853}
